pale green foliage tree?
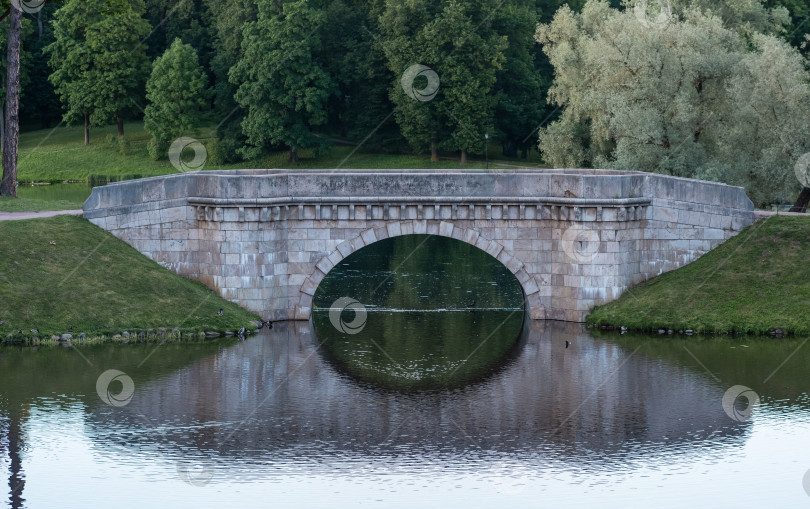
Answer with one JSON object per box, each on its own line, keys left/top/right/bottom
{"left": 536, "top": 0, "right": 810, "bottom": 206}
{"left": 685, "top": 0, "right": 790, "bottom": 35}
{"left": 144, "top": 38, "right": 210, "bottom": 160}
{"left": 722, "top": 33, "right": 810, "bottom": 206}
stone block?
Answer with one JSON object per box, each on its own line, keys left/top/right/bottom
{"left": 361, "top": 228, "right": 377, "bottom": 245}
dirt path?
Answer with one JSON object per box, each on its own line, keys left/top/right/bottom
{"left": 754, "top": 210, "right": 809, "bottom": 220}
{"left": 0, "top": 210, "right": 83, "bottom": 221}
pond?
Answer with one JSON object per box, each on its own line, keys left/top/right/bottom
{"left": 16, "top": 183, "right": 92, "bottom": 204}
{"left": 1, "top": 235, "right": 809, "bottom": 508}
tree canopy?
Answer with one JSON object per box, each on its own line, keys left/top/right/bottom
{"left": 144, "top": 38, "right": 210, "bottom": 160}
{"left": 46, "top": 0, "right": 151, "bottom": 141}
{"left": 0, "top": 0, "right": 807, "bottom": 205}
{"left": 230, "top": 0, "right": 337, "bottom": 162}
{"left": 536, "top": 0, "right": 810, "bottom": 205}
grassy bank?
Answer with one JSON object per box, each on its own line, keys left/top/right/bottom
{"left": 17, "top": 122, "right": 544, "bottom": 184}
{"left": 0, "top": 215, "right": 258, "bottom": 342}
{"left": 587, "top": 215, "right": 810, "bottom": 335}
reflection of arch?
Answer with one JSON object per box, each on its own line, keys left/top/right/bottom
{"left": 297, "top": 220, "right": 545, "bottom": 319}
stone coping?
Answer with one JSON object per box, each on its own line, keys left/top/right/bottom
{"left": 84, "top": 168, "right": 754, "bottom": 218}
{"left": 186, "top": 196, "right": 652, "bottom": 207}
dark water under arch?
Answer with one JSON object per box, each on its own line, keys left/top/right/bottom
{"left": 311, "top": 234, "right": 526, "bottom": 391}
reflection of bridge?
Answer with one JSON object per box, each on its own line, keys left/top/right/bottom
{"left": 82, "top": 169, "right": 754, "bottom": 321}
{"left": 87, "top": 321, "right": 745, "bottom": 464}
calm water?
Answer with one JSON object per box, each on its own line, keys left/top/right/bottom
{"left": 16, "top": 183, "right": 92, "bottom": 203}
{"left": 2, "top": 236, "right": 810, "bottom": 508}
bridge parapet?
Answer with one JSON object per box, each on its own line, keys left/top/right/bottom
{"left": 83, "top": 169, "right": 754, "bottom": 322}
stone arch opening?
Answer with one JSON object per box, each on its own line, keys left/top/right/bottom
{"left": 295, "top": 220, "right": 545, "bottom": 320}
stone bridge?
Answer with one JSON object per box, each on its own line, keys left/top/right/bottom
{"left": 82, "top": 169, "right": 754, "bottom": 322}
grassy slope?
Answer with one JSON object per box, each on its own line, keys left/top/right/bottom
{"left": 587, "top": 215, "right": 810, "bottom": 335}
{"left": 17, "top": 122, "right": 545, "bottom": 183}
{"left": 0, "top": 215, "right": 258, "bottom": 339}
{"left": 18, "top": 122, "right": 177, "bottom": 181}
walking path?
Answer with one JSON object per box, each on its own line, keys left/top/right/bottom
{"left": 0, "top": 209, "right": 83, "bottom": 221}
{"left": 754, "top": 210, "right": 809, "bottom": 220}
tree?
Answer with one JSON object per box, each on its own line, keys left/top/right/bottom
{"left": 321, "top": 0, "right": 402, "bottom": 151}
{"left": 20, "top": 3, "right": 61, "bottom": 130}
{"left": 535, "top": 0, "right": 810, "bottom": 206}
{"left": 723, "top": 32, "right": 810, "bottom": 207}
{"left": 46, "top": 0, "right": 151, "bottom": 144}
{"left": 492, "top": 1, "right": 551, "bottom": 159}
{"left": 144, "top": 38, "right": 210, "bottom": 159}
{"left": 0, "top": 2, "right": 21, "bottom": 196}
{"left": 144, "top": 0, "right": 213, "bottom": 69}
{"left": 766, "top": 0, "right": 810, "bottom": 47}
{"left": 205, "top": 0, "right": 257, "bottom": 163}
{"left": 230, "top": 0, "right": 337, "bottom": 163}
{"left": 380, "top": 0, "right": 507, "bottom": 163}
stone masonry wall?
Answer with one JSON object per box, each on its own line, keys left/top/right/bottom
{"left": 82, "top": 169, "right": 755, "bottom": 322}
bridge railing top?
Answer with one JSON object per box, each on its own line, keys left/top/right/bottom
{"left": 83, "top": 168, "right": 753, "bottom": 214}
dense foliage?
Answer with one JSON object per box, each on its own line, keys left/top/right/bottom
{"left": 537, "top": 0, "right": 810, "bottom": 206}
{"left": 1, "top": 0, "right": 808, "bottom": 204}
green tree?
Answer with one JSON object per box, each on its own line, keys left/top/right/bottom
{"left": 144, "top": 0, "right": 213, "bottom": 69}
{"left": 230, "top": 0, "right": 337, "bottom": 162}
{"left": 144, "top": 38, "right": 210, "bottom": 159}
{"left": 536, "top": 0, "right": 810, "bottom": 206}
{"left": 205, "top": 0, "right": 256, "bottom": 163}
{"left": 492, "top": 1, "right": 551, "bottom": 159}
{"left": 322, "top": 0, "right": 401, "bottom": 151}
{"left": 46, "top": 0, "right": 151, "bottom": 144}
{"left": 20, "top": 3, "right": 61, "bottom": 130}
{"left": 380, "top": 0, "right": 507, "bottom": 163}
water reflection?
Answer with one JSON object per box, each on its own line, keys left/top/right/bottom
{"left": 86, "top": 322, "right": 746, "bottom": 461}
{"left": 312, "top": 235, "right": 526, "bottom": 391}
{"left": 2, "top": 324, "right": 810, "bottom": 507}
{"left": 16, "top": 183, "right": 92, "bottom": 203}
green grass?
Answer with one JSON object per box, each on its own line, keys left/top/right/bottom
{"left": 16, "top": 122, "right": 546, "bottom": 183}
{"left": 18, "top": 122, "right": 181, "bottom": 182}
{"left": 0, "top": 215, "right": 259, "bottom": 341}
{"left": 586, "top": 215, "right": 810, "bottom": 335}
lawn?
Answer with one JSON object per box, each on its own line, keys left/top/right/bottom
{"left": 0, "top": 215, "right": 258, "bottom": 341}
{"left": 16, "top": 121, "right": 546, "bottom": 184}
{"left": 587, "top": 215, "right": 810, "bottom": 335}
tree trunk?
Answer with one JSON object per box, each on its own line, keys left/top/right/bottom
{"left": 289, "top": 146, "right": 298, "bottom": 163}
{"left": 460, "top": 149, "right": 467, "bottom": 165}
{"left": 117, "top": 115, "right": 124, "bottom": 137}
{"left": 789, "top": 187, "right": 810, "bottom": 213}
{"left": 430, "top": 138, "right": 438, "bottom": 162}
{"left": 502, "top": 141, "right": 517, "bottom": 158}
{"left": 1, "top": 104, "right": 5, "bottom": 154}
{"left": 0, "top": 6, "right": 22, "bottom": 197}
{"left": 7, "top": 413, "right": 25, "bottom": 509}
{"left": 84, "top": 113, "right": 89, "bottom": 145}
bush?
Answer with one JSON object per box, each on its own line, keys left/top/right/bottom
{"left": 207, "top": 136, "right": 243, "bottom": 165}
{"left": 147, "top": 137, "right": 170, "bottom": 161}
{"left": 117, "top": 135, "right": 131, "bottom": 156}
